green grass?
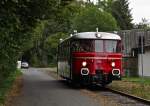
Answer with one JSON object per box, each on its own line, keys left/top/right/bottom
{"left": 110, "top": 77, "right": 150, "bottom": 100}
{"left": 0, "top": 69, "right": 22, "bottom": 105}
{"left": 123, "top": 77, "right": 150, "bottom": 85}
{"left": 48, "top": 63, "right": 57, "bottom": 68}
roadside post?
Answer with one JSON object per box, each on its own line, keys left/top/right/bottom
{"left": 139, "top": 34, "right": 145, "bottom": 86}
{"left": 141, "top": 34, "right": 144, "bottom": 80}
{"left": 17, "top": 61, "right": 21, "bottom": 69}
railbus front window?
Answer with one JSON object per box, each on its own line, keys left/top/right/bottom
{"left": 95, "top": 40, "right": 103, "bottom": 52}
{"left": 71, "top": 39, "right": 121, "bottom": 53}
{"left": 105, "top": 40, "right": 121, "bottom": 53}
{"left": 105, "top": 40, "right": 117, "bottom": 52}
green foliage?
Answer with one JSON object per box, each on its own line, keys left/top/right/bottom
{"left": 98, "top": 0, "right": 133, "bottom": 30}
{"left": 135, "top": 18, "right": 150, "bottom": 29}
{"left": 44, "top": 32, "right": 69, "bottom": 65}
{"left": 29, "top": 32, "right": 69, "bottom": 67}
{"left": 72, "top": 6, "right": 118, "bottom": 32}
{"left": 25, "top": 1, "right": 120, "bottom": 67}
{"left": 30, "top": 54, "right": 43, "bottom": 67}
{"left": 0, "top": 69, "right": 22, "bottom": 105}
{"left": 0, "top": 0, "right": 60, "bottom": 82}
{"left": 111, "top": 0, "right": 133, "bottom": 30}
{"left": 25, "top": 1, "right": 80, "bottom": 67}
{"left": 0, "top": 0, "right": 134, "bottom": 71}
{"left": 59, "top": 4, "right": 81, "bottom": 33}
{"left": 54, "top": 0, "right": 82, "bottom": 33}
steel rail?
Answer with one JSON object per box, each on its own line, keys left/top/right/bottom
{"left": 105, "top": 87, "right": 150, "bottom": 105}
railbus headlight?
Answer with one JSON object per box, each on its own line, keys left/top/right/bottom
{"left": 111, "top": 62, "right": 115, "bottom": 67}
{"left": 82, "top": 61, "right": 87, "bottom": 67}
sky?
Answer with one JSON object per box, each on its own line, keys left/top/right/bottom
{"left": 129, "top": 0, "right": 150, "bottom": 24}
{"left": 90, "top": 0, "right": 150, "bottom": 24}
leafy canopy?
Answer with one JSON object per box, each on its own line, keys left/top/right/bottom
{"left": 98, "top": 0, "right": 133, "bottom": 30}
{"left": 72, "top": 6, "right": 118, "bottom": 32}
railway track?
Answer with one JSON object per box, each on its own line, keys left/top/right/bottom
{"left": 80, "top": 84, "right": 150, "bottom": 106}
{"left": 81, "top": 85, "right": 150, "bottom": 106}
{"left": 106, "top": 87, "right": 150, "bottom": 105}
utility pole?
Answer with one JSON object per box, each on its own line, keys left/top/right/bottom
{"left": 140, "top": 34, "right": 144, "bottom": 86}
{"left": 141, "top": 35, "right": 144, "bottom": 78}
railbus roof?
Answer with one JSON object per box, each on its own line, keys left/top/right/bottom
{"left": 60, "top": 32, "right": 121, "bottom": 44}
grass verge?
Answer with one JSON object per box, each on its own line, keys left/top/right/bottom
{"left": 0, "top": 69, "right": 22, "bottom": 105}
{"left": 123, "top": 77, "right": 150, "bottom": 85}
{"left": 109, "top": 77, "right": 150, "bottom": 100}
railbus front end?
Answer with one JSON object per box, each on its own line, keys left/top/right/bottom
{"left": 58, "top": 32, "right": 123, "bottom": 86}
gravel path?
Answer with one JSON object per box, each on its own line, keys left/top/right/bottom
{"left": 11, "top": 68, "right": 100, "bottom": 106}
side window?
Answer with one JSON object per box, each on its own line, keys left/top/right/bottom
{"left": 71, "top": 41, "right": 77, "bottom": 52}
{"left": 71, "top": 40, "right": 94, "bottom": 52}
{"left": 116, "top": 41, "right": 122, "bottom": 53}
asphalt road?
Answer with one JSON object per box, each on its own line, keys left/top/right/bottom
{"left": 11, "top": 68, "right": 100, "bottom": 106}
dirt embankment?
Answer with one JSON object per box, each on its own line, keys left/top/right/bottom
{"left": 4, "top": 76, "right": 23, "bottom": 106}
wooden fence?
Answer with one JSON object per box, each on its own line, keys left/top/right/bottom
{"left": 116, "top": 29, "right": 150, "bottom": 76}
{"left": 117, "top": 29, "right": 150, "bottom": 57}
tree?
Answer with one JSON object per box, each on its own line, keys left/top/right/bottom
{"left": 0, "top": 0, "right": 60, "bottom": 82}
{"left": 136, "top": 18, "right": 150, "bottom": 29}
{"left": 22, "top": 0, "right": 78, "bottom": 66}
{"left": 43, "top": 33, "right": 69, "bottom": 66}
{"left": 55, "top": 0, "right": 82, "bottom": 33}
{"left": 98, "top": 0, "right": 133, "bottom": 30}
{"left": 72, "top": 6, "right": 118, "bottom": 32}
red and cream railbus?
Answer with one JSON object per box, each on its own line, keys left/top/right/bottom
{"left": 57, "top": 32, "right": 123, "bottom": 86}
